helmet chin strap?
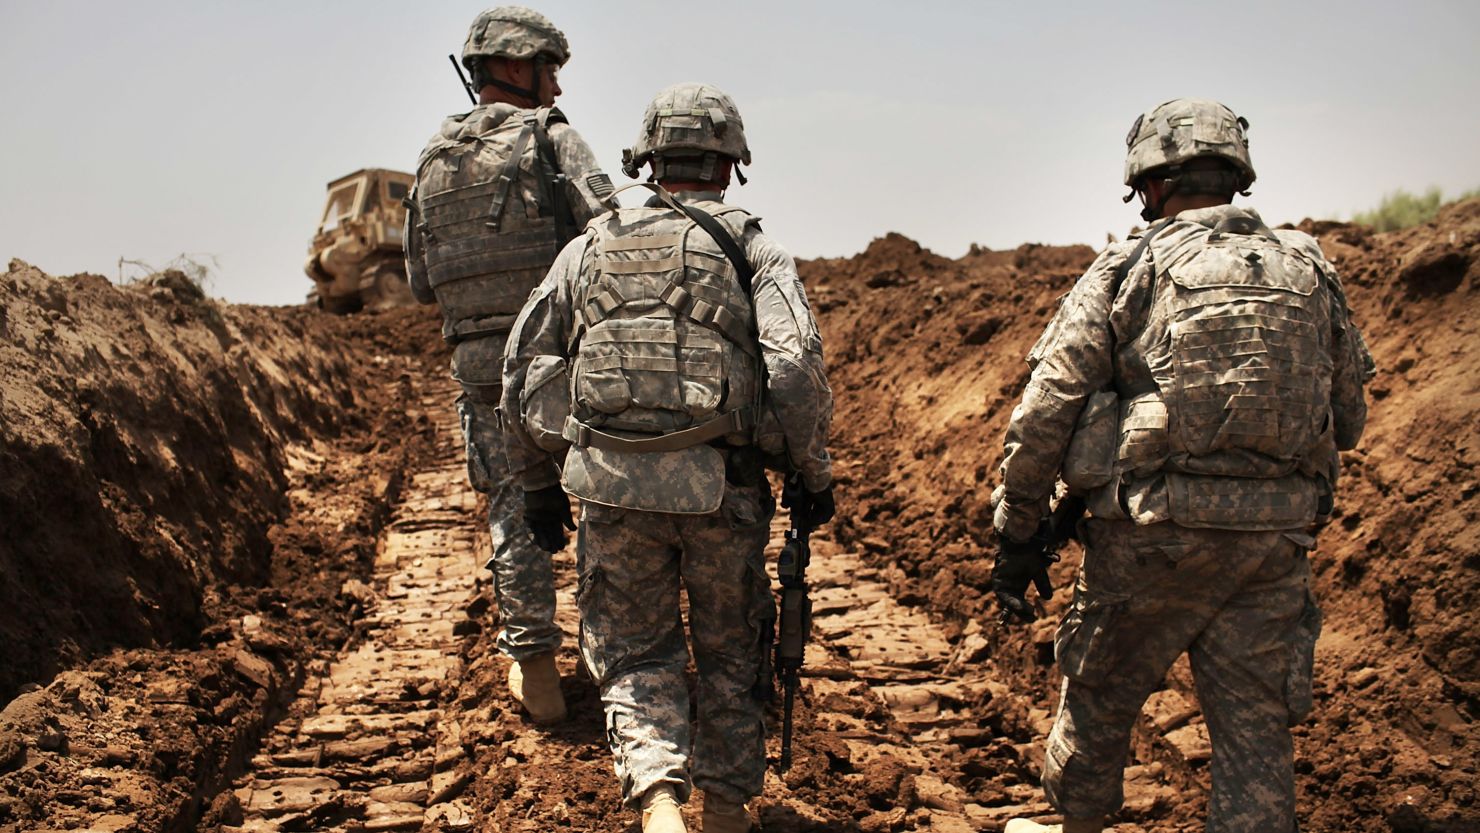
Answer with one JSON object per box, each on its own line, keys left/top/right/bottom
{"left": 1129, "top": 174, "right": 1182, "bottom": 222}
{"left": 478, "top": 55, "right": 544, "bottom": 105}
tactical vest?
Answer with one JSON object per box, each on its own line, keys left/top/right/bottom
{"left": 414, "top": 106, "right": 576, "bottom": 341}
{"left": 1087, "top": 213, "right": 1339, "bottom": 530}
{"left": 563, "top": 201, "right": 762, "bottom": 454}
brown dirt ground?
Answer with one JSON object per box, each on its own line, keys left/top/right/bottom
{"left": 1, "top": 199, "right": 1476, "bottom": 832}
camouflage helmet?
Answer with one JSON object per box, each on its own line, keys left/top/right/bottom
{"left": 1123, "top": 98, "right": 1255, "bottom": 190}
{"left": 622, "top": 83, "right": 752, "bottom": 182}
{"left": 461, "top": 6, "right": 570, "bottom": 70}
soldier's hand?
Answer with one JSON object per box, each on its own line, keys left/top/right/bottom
{"left": 782, "top": 481, "right": 835, "bottom": 529}
{"left": 524, "top": 486, "right": 575, "bottom": 553}
{"left": 992, "top": 523, "right": 1057, "bottom": 624}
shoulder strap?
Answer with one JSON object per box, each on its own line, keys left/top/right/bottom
{"left": 487, "top": 124, "right": 535, "bottom": 231}
{"left": 528, "top": 108, "right": 577, "bottom": 248}
{"left": 672, "top": 201, "right": 755, "bottom": 298}
{"left": 1111, "top": 217, "right": 1175, "bottom": 297}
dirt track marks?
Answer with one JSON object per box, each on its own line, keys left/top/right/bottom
{"left": 227, "top": 385, "right": 482, "bottom": 833}
{"left": 802, "top": 539, "right": 1050, "bottom": 831}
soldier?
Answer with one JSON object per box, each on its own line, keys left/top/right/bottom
{"left": 502, "top": 83, "right": 834, "bottom": 833}
{"left": 994, "top": 99, "right": 1374, "bottom": 833}
{"left": 403, "top": 6, "right": 615, "bottom": 725}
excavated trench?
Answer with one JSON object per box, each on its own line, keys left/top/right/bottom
{"left": 2, "top": 202, "right": 1479, "bottom": 833}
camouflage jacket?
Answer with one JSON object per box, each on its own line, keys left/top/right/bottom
{"left": 996, "top": 205, "right": 1374, "bottom": 540}
{"left": 405, "top": 103, "right": 613, "bottom": 392}
{"left": 502, "top": 191, "right": 834, "bottom": 494}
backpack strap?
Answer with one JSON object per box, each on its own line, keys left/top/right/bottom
{"left": 486, "top": 124, "right": 535, "bottom": 231}
{"left": 563, "top": 409, "right": 753, "bottom": 453}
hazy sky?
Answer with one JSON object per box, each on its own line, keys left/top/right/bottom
{"left": 3, "top": 1, "right": 1477, "bottom": 305}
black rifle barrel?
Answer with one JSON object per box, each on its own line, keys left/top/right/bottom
{"left": 774, "top": 474, "right": 812, "bottom": 772}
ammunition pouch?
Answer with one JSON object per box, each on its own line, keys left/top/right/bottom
{"left": 1062, "top": 390, "right": 1119, "bottom": 491}
{"left": 520, "top": 355, "right": 571, "bottom": 453}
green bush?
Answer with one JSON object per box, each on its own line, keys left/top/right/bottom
{"left": 1353, "top": 187, "right": 1480, "bottom": 232}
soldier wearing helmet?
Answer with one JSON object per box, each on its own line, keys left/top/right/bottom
{"left": 502, "top": 82, "right": 834, "bottom": 833}
{"left": 993, "top": 98, "right": 1374, "bottom": 833}
{"left": 403, "top": 6, "right": 616, "bottom": 727}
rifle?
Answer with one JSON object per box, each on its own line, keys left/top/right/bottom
{"left": 774, "top": 474, "right": 813, "bottom": 772}
{"left": 448, "top": 54, "right": 477, "bottom": 106}
{"left": 996, "top": 493, "right": 1086, "bottom": 626}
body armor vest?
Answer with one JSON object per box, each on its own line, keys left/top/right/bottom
{"left": 565, "top": 204, "right": 761, "bottom": 450}
{"left": 414, "top": 106, "right": 575, "bottom": 341}
{"left": 1092, "top": 213, "right": 1339, "bottom": 530}
{"left": 1127, "top": 215, "right": 1334, "bottom": 479}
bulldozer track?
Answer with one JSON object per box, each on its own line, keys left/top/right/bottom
{"left": 800, "top": 540, "right": 1048, "bottom": 831}
{"left": 217, "top": 386, "right": 1239, "bottom": 833}
{"left": 227, "top": 384, "right": 485, "bottom": 833}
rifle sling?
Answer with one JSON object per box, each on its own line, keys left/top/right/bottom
{"left": 1112, "top": 217, "right": 1175, "bottom": 296}
{"left": 529, "top": 109, "right": 577, "bottom": 248}
{"left": 673, "top": 200, "right": 755, "bottom": 298}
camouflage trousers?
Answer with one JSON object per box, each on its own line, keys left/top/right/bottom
{"left": 575, "top": 481, "right": 775, "bottom": 808}
{"left": 456, "top": 394, "right": 562, "bottom": 660}
{"left": 1044, "top": 519, "right": 1321, "bottom": 833}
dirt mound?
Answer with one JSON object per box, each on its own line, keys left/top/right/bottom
{"left": 804, "top": 201, "right": 1480, "bottom": 831}
{"left": 0, "top": 263, "right": 449, "bottom": 830}
{"left": 1, "top": 261, "right": 348, "bottom": 698}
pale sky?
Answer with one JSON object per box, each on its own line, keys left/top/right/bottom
{"left": 2, "top": 1, "right": 1477, "bottom": 305}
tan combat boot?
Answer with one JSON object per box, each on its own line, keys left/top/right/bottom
{"left": 507, "top": 652, "right": 567, "bottom": 725}
{"left": 702, "top": 792, "right": 753, "bottom": 833}
{"left": 1004, "top": 818, "right": 1103, "bottom": 833}
{"left": 641, "top": 785, "right": 687, "bottom": 833}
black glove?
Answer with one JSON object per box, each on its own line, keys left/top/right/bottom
{"left": 524, "top": 486, "right": 575, "bottom": 553}
{"left": 992, "top": 522, "right": 1058, "bottom": 624}
{"left": 782, "top": 481, "right": 835, "bottom": 529}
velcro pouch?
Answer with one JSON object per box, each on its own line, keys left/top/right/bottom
{"left": 521, "top": 354, "right": 571, "bottom": 453}
{"left": 1117, "top": 393, "right": 1170, "bottom": 477}
{"left": 1165, "top": 471, "right": 1317, "bottom": 530}
{"left": 1062, "top": 390, "right": 1119, "bottom": 490}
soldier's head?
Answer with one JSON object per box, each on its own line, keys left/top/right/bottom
{"left": 462, "top": 6, "right": 570, "bottom": 108}
{"left": 622, "top": 83, "right": 752, "bottom": 192}
{"left": 1123, "top": 98, "right": 1256, "bottom": 221}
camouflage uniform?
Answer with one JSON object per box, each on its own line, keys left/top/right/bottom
{"left": 996, "top": 203, "right": 1373, "bottom": 833}
{"left": 502, "top": 190, "right": 833, "bottom": 808}
{"left": 406, "top": 98, "right": 613, "bottom": 661}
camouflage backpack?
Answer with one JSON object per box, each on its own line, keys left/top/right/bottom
{"left": 555, "top": 184, "right": 763, "bottom": 513}
{"left": 411, "top": 105, "right": 578, "bottom": 341}
{"left": 1142, "top": 213, "right": 1333, "bottom": 469}
{"left": 1094, "top": 211, "right": 1338, "bottom": 529}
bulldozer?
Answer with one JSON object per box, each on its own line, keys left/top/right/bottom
{"left": 304, "top": 168, "right": 416, "bottom": 313}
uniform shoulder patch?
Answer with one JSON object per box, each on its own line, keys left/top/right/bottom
{"left": 585, "top": 172, "right": 615, "bottom": 199}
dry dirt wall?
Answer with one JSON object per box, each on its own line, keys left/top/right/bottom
{"left": 1, "top": 261, "right": 358, "bottom": 699}
{"left": 804, "top": 200, "right": 1480, "bottom": 831}
{"left": 0, "top": 262, "right": 449, "bottom": 831}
